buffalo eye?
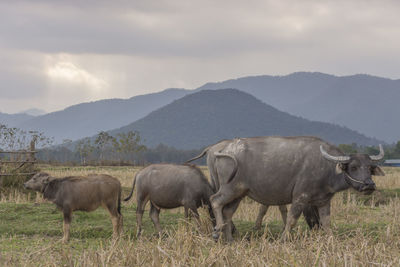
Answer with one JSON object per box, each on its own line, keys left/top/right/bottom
{"left": 350, "top": 166, "right": 358, "bottom": 172}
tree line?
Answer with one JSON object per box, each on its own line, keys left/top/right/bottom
{"left": 37, "top": 130, "right": 203, "bottom": 165}
{"left": 1, "top": 124, "right": 400, "bottom": 166}
{"left": 338, "top": 143, "right": 400, "bottom": 159}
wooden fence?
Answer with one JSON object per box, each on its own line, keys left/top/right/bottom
{"left": 0, "top": 139, "right": 37, "bottom": 180}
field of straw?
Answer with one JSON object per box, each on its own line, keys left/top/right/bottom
{"left": 0, "top": 165, "right": 399, "bottom": 266}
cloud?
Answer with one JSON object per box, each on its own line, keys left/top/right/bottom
{"left": 0, "top": 0, "right": 399, "bottom": 113}
{"left": 47, "top": 61, "right": 108, "bottom": 92}
{"left": 1, "top": 0, "right": 398, "bottom": 57}
{"left": 0, "top": 50, "right": 47, "bottom": 99}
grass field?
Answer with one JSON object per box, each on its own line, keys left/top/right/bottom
{"left": 0, "top": 165, "right": 399, "bottom": 266}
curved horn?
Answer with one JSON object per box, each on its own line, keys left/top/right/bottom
{"left": 320, "top": 145, "right": 350, "bottom": 163}
{"left": 370, "top": 144, "right": 384, "bottom": 161}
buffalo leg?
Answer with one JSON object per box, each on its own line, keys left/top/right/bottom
{"left": 106, "top": 202, "right": 121, "bottom": 239}
{"left": 62, "top": 208, "right": 72, "bottom": 243}
{"left": 149, "top": 203, "right": 162, "bottom": 235}
{"left": 222, "top": 198, "right": 242, "bottom": 242}
{"left": 187, "top": 201, "right": 200, "bottom": 223}
{"left": 117, "top": 202, "right": 123, "bottom": 235}
{"left": 208, "top": 204, "right": 216, "bottom": 227}
{"left": 184, "top": 206, "right": 189, "bottom": 219}
{"left": 136, "top": 197, "right": 147, "bottom": 238}
{"left": 210, "top": 184, "right": 246, "bottom": 241}
{"left": 281, "top": 203, "right": 304, "bottom": 242}
{"left": 278, "top": 205, "right": 288, "bottom": 226}
{"left": 317, "top": 202, "right": 331, "bottom": 231}
{"left": 183, "top": 205, "right": 201, "bottom": 230}
{"left": 184, "top": 205, "right": 200, "bottom": 225}
{"left": 254, "top": 205, "right": 269, "bottom": 230}
{"left": 303, "top": 205, "right": 320, "bottom": 229}
{"left": 118, "top": 215, "right": 123, "bottom": 235}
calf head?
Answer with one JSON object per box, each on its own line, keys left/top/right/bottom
{"left": 24, "top": 172, "right": 52, "bottom": 192}
{"left": 320, "top": 145, "right": 385, "bottom": 194}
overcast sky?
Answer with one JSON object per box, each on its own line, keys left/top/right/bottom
{"left": 1, "top": 0, "right": 399, "bottom": 114}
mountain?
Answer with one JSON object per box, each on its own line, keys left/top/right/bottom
{"left": 16, "top": 88, "right": 189, "bottom": 143}
{"left": 109, "top": 89, "right": 379, "bottom": 149}
{"left": 0, "top": 112, "right": 34, "bottom": 127}
{"left": 196, "top": 72, "right": 400, "bottom": 143}
{"left": 20, "top": 108, "right": 47, "bottom": 116}
{"left": 12, "top": 72, "right": 399, "bottom": 144}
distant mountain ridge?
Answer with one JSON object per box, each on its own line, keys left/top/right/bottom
{"left": 4, "top": 72, "right": 398, "bottom": 144}
{"left": 0, "top": 112, "right": 34, "bottom": 127}
{"left": 108, "top": 89, "right": 379, "bottom": 149}
{"left": 20, "top": 108, "right": 47, "bottom": 116}
{"left": 13, "top": 88, "right": 189, "bottom": 143}
{"left": 197, "top": 72, "right": 400, "bottom": 142}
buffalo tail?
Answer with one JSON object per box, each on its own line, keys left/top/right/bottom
{"left": 185, "top": 146, "right": 210, "bottom": 163}
{"left": 124, "top": 173, "right": 137, "bottom": 201}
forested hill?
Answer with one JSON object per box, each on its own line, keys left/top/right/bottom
{"left": 109, "top": 89, "right": 380, "bottom": 149}
{"left": 197, "top": 72, "right": 400, "bottom": 143}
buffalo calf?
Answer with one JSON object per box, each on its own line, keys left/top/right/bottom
{"left": 124, "top": 164, "right": 215, "bottom": 237}
{"left": 24, "top": 172, "right": 123, "bottom": 243}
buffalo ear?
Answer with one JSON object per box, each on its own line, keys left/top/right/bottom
{"left": 372, "top": 166, "right": 385, "bottom": 176}
{"left": 335, "top": 163, "right": 344, "bottom": 174}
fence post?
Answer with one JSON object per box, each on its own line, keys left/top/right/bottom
{"left": 29, "top": 137, "right": 36, "bottom": 163}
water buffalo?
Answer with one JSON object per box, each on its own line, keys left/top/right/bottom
{"left": 24, "top": 172, "right": 123, "bottom": 243}
{"left": 187, "top": 140, "right": 302, "bottom": 234}
{"left": 189, "top": 136, "right": 384, "bottom": 241}
{"left": 124, "top": 164, "right": 215, "bottom": 237}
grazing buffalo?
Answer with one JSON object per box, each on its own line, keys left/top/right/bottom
{"left": 189, "top": 136, "right": 384, "bottom": 241}
{"left": 124, "top": 164, "right": 215, "bottom": 237}
{"left": 24, "top": 172, "right": 123, "bottom": 243}
{"left": 187, "top": 140, "right": 304, "bottom": 234}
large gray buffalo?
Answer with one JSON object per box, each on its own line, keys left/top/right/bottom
{"left": 24, "top": 172, "right": 123, "bottom": 243}
{"left": 187, "top": 140, "right": 290, "bottom": 233}
{"left": 124, "top": 164, "right": 215, "bottom": 237}
{"left": 188, "top": 136, "right": 384, "bottom": 241}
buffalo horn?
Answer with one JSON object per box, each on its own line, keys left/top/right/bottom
{"left": 370, "top": 144, "right": 384, "bottom": 161}
{"left": 320, "top": 145, "right": 350, "bottom": 163}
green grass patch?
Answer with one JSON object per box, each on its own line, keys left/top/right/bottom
{"left": 0, "top": 201, "right": 185, "bottom": 252}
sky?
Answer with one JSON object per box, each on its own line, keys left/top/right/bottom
{"left": 0, "top": 0, "right": 399, "bottom": 114}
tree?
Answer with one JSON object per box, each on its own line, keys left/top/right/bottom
{"left": 94, "top": 131, "right": 114, "bottom": 161}
{"left": 338, "top": 143, "right": 358, "bottom": 154}
{"left": 363, "top": 146, "right": 379, "bottom": 156}
{"left": 76, "top": 138, "right": 94, "bottom": 165}
{"left": 115, "top": 131, "right": 146, "bottom": 163}
{"left": 395, "top": 141, "right": 400, "bottom": 156}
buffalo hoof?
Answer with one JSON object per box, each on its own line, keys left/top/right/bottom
{"left": 212, "top": 228, "right": 220, "bottom": 241}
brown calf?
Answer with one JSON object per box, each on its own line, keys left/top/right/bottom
{"left": 24, "top": 172, "right": 123, "bottom": 243}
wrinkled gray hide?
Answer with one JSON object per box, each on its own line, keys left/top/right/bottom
{"left": 187, "top": 140, "right": 288, "bottom": 233}
{"left": 191, "top": 136, "right": 384, "bottom": 241}
{"left": 124, "top": 164, "right": 215, "bottom": 237}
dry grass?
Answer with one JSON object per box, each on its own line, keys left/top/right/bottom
{"left": 0, "top": 165, "right": 400, "bottom": 266}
